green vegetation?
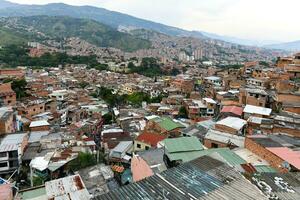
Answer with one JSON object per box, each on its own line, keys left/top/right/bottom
{"left": 95, "top": 86, "right": 164, "bottom": 107}
{"left": 79, "top": 81, "right": 89, "bottom": 89}
{"left": 0, "top": 19, "right": 43, "bottom": 46}
{"left": 128, "top": 57, "right": 180, "bottom": 77}
{"left": 11, "top": 78, "right": 28, "bottom": 99}
{"left": 291, "top": 77, "right": 300, "bottom": 83}
{"left": 259, "top": 61, "right": 270, "bottom": 67}
{"left": 32, "top": 176, "right": 44, "bottom": 187}
{"left": 0, "top": 45, "right": 108, "bottom": 69}
{"left": 0, "top": 27, "right": 26, "bottom": 46}
{"left": 219, "top": 64, "right": 244, "bottom": 69}
{"left": 129, "top": 57, "right": 162, "bottom": 77}
{"left": 3, "top": 16, "right": 151, "bottom": 52}
{"left": 102, "top": 112, "right": 114, "bottom": 124}
{"left": 67, "top": 152, "right": 96, "bottom": 171}
{"left": 4, "top": 78, "right": 28, "bottom": 99}
{"left": 178, "top": 106, "right": 188, "bottom": 118}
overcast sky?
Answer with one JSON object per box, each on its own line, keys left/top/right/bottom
{"left": 9, "top": 0, "right": 300, "bottom": 43}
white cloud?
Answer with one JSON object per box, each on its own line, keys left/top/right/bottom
{"left": 8, "top": 0, "right": 300, "bottom": 42}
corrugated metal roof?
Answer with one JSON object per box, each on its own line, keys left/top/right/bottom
{"left": 205, "top": 129, "right": 245, "bottom": 147}
{"left": 153, "top": 117, "right": 184, "bottom": 131}
{"left": 216, "top": 117, "right": 247, "bottom": 130}
{"left": 0, "top": 133, "right": 27, "bottom": 152}
{"left": 164, "top": 136, "right": 204, "bottom": 153}
{"left": 244, "top": 105, "right": 272, "bottom": 116}
{"left": 221, "top": 106, "right": 243, "bottom": 116}
{"left": 196, "top": 148, "right": 246, "bottom": 166}
{"left": 252, "top": 172, "right": 300, "bottom": 200}
{"left": 94, "top": 156, "right": 267, "bottom": 200}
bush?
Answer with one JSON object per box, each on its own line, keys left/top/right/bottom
{"left": 67, "top": 152, "right": 96, "bottom": 171}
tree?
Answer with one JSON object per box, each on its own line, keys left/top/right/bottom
{"left": 10, "top": 79, "right": 28, "bottom": 99}
{"left": 79, "top": 81, "right": 89, "bottom": 89}
{"left": 127, "top": 62, "right": 135, "bottom": 69}
{"left": 67, "top": 152, "right": 96, "bottom": 171}
{"left": 102, "top": 112, "right": 114, "bottom": 124}
{"left": 178, "top": 106, "right": 188, "bottom": 118}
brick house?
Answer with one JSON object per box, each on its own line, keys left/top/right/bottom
{"left": 0, "top": 107, "right": 15, "bottom": 135}
{"left": 239, "top": 88, "right": 268, "bottom": 107}
{"left": 17, "top": 100, "right": 46, "bottom": 118}
{"left": 170, "top": 78, "right": 195, "bottom": 94}
{"left": 0, "top": 69, "right": 25, "bottom": 79}
{"left": 0, "top": 83, "right": 16, "bottom": 106}
{"left": 245, "top": 135, "right": 300, "bottom": 172}
{"left": 134, "top": 132, "right": 166, "bottom": 152}
{"left": 144, "top": 116, "right": 185, "bottom": 137}
{"left": 29, "top": 120, "right": 50, "bottom": 131}
{"left": 243, "top": 104, "right": 272, "bottom": 119}
{"left": 204, "top": 129, "right": 245, "bottom": 149}
{"left": 215, "top": 117, "right": 247, "bottom": 135}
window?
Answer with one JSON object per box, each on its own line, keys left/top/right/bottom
{"left": 211, "top": 143, "right": 218, "bottom": 148}
{"left": 40, "top": 107, "right": 43, "bottom": 110}
{"left": 8, "top": 151, "right": 18, "bottom": 158}
{"left": 145, "top": 146, "right": 150, "bottom": 150}
{"left": 0, "top": 162, "right": 8, "bottom": 168}
{"left": 137, "top": 144, "right": 141, "bottom": 148}
{"left": 7, "top": 100, "right": 11, "bottom": 104}
{"left": 9, "top": 160, "right": 18, "bottom": 168}
{"left": 0, "top": 152, "right": 7, "bottom": 157}
{"left": 33, "top": 108, "right": 36, "bottom": 111}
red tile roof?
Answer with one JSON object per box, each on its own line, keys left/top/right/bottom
{"left": 136, "top": 132, "right": 166, "bottom": 147}
{"left": 221, "top": 106, "right": 243, "bottom": 116}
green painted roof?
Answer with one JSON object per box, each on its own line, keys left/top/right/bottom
{"left": 196, "top": 148, "right": 247, "bottom": 166}
{"left": 164, "top": 136, "right": 204, "bottom": 153}
{"left": 19, "top": 187, "right": 46, "bottom": 200}
{"left": 153, "top": 117, "right": 185, "bottom": 131}
{"left": 254, "top": 165, "right": 277, "bottom": 173}
{"left": 164, "top": 136, "right": 205, "bottom": 162}
{"left": 166, "top": 147, "right": 246, "bottom": 166}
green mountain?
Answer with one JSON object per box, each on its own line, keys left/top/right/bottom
{"left": 0, "top": 1, "right": 192, "bottom": 37}
{"left": 0, "top": 16, "right": 151, "bottom": 52}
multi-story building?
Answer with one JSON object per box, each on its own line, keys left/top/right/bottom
{"left": 0, "top": 133, "right": 28, "bottom": 175}
{"left": 17, "top": 100, "right": 45, "bottom": 118}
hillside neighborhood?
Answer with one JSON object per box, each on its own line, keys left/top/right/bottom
{"left": 1, "top": 47, "right": 300, "bottom": 199}
{"left": 0, "top": 0, "right": 300, "bottom": 200}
